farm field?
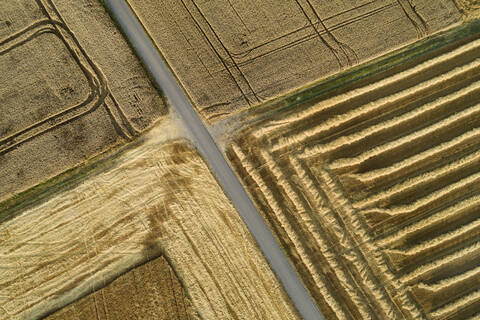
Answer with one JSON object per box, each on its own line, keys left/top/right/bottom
{"left": 226, "top": 20, "right": 480, "bottom": 320}
{"left": 0, "top": 0, "right": 165, "bottom": 202}
{"left": 46, "top": 256, "right": 193, "bottom": 320}
{"left": 0, "top": 120, "right": 298, "bottom": 320}
{"left": 1, "top": 1, "right": 305, "bottom": 319}
{"left": 126, "top": 0, "right": 461, "bottom": 123}
{"left": 2, "top": 0, "right": 480, "bottom": 319}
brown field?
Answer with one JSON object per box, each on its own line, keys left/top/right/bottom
{"left": 46, "top": 256, "right": 194, "bottom": 320}
{"left": 0, "top": 121, "right": 298, "bottom": 320}
{"left": 227, "top": 24, "right": 480, "bottom": 319}
{"left": 126, "top": 0, "right": 461, "bottom": 123}
{"left": 0, "top": 0, "right": 165, "bottom": 202}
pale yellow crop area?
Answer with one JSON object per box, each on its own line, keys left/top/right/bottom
{"left": 227, "top": 29, "right": 480, "bottom": 320}
{"left": 0, "top": 120, "right": 298, "bottom": 320}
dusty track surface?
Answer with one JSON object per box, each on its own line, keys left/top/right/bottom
{"left": 0, "top": 121, "right": 299, "bottom": 320}
{"left": 126, "top": 0, "right": 460, "bottom": 122}
{"left": 227, "top": 22, "right": 480, "bottom": 320}
{"left": 46, "top": 256, "right": 194, "bottom": 320}
{"left": 0, "top": 0, "right": 165, "bottom": 201}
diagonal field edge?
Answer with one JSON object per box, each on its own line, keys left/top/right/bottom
{"left": 104, "top": 1, "right": 324, "bottom": 319}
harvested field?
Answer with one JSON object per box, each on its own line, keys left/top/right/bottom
{"left": 0, "top": 121, "right": 298, "bottom": 320}
{"left": 0, "top": 0, "right": 165, "bottom": 202}
{"left": 227, "top": 21, "right": 480, "bottom": 320}
{"left": 456, "top": 0, "right": 480, "bottom": 19}
{"left": 126, "top": 0, "right": 461, "bottom": 122}
{"left": 46, "top": 256, "right": 194, "bottom": 320}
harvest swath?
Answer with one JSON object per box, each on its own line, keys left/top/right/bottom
{"left": 227, "top": 23, "right": 480, "bottom": 320}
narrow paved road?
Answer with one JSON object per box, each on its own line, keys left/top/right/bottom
{"left": 105, "top": 1, "right": 323, "bottom": 319}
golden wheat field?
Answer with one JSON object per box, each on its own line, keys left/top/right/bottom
{"left": 1, "top": 0, "right": 480, "bottom": 319}
{"left": 0, "top": 1, "right": 301, "bottom": 319}
{"left": 0, "top": 0, "right": 165, "bottom": 202}
{"left": 126, "top": 0, "right": 461, "bottom": 122}
{"left": 46, "top": 256, "right": 195, "bottom": 320}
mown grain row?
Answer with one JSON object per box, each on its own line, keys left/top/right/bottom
{"left": 227, "top": 25, "right": 480, "bottom": 320}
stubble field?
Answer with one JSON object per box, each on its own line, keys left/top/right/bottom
{"left": 2, "top": 0, "right": 480, "bottom": 319}
{"left": 0, "top": 1, "right": 301, "bottom": 319}
{"left": 0, "top": 120, "right": 298, "bottom": 320}
{"left": 46, "top": 256, "right": 194, "bottom": 320}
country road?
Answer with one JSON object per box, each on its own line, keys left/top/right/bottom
{"left": 104, "top": 1, "right": 323, "bottom": 319}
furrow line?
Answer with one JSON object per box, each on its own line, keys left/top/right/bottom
{"left": 252, "top": 38, "right": 480, "bottom": 140}
{"left": 272, "top": 57, "right": 480, "bottom": 153}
